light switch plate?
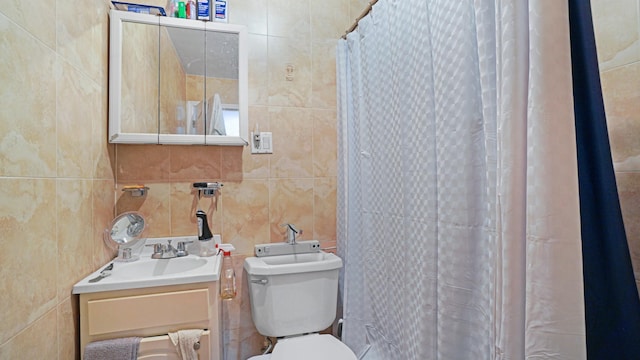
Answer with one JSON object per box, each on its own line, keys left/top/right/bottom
{"left": 251, "top": 131, "right": 273, "bottom": 154}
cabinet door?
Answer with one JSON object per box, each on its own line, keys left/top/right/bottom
{"left": 203, "top": 21, "right": 248, "bottom": 145}
{"left": 203, "top": 28, "right": 240, "bottom": 139}
{"left": 158, "top": 22, "right": 206, "bottom": 143}
{"left": 138, "top": 331, "right": 210, "bottom": 360}
{"left": 119, "top": 19, "right": 160, "bottom": 141}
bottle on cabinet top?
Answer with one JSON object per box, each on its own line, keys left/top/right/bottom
{"left": 166, "top": 0, "right": 223, "bottom": 22}
{"left": 177, "top": 1, "right": 186, "bottom": 18}
{"left": 214, "top": 0, "right": 228, "bottom": 23}
{"left": 197, "top": 0, "right": 211, "bottom": 21}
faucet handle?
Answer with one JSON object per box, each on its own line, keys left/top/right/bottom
{"left": 176, "top": 240, "right": 192, "bottom": 257}
{"left": 281, "top": 223, "right": 300, "bottom": 233}
{"left": 148, "top": 243, "right": 164, "bottom": 259}
{"left": 281, "top": 223, "right": 302, "bottom": 244}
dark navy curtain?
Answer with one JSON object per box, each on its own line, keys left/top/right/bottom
{"left": 569, "top": 1, "right": 640, "bottom": 358}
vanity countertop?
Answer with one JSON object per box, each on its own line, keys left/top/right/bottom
{"left": 73, "top": 236, "right": 221, "bottom": 294}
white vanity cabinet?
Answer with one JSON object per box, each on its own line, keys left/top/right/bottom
{"left": 79, "top": 282, "right": 221, "bottom": 360}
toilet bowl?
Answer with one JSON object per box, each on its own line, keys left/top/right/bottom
{"left": 247, "top": 355, "right": 271, "bottom": 360}
{"left": 244, "top": 249, "right": 357, "bottom": 360}
{"left": 247, "top": 334, "right": 356, "bottom": 360}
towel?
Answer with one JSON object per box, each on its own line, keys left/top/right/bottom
{"left": 207, "top": 93, "right": 226, "bottom": 136}
{"left": 84, "top": 337, "right": 141, "bottom": 360}
{"left": 168, "top": 329, "right": 204, "bottom": 360}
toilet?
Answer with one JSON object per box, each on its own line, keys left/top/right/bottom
{"left": 244, "top": 251, "right": 357, "bottom": 360}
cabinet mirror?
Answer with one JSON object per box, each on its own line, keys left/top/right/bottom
{"left": 109, "top": 10, "right": 248, "bottom": 145}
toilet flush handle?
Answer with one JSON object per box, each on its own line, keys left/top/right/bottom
{"left": 251, "top": 278, "right": 268, "bottom": 285}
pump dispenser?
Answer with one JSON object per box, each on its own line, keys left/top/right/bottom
{"left": 196, "top": 210, "right": 216, "bottom": 256}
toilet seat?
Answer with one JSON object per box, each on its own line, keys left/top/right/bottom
{"left": 270, "top": 334, "right": 357, "bottom": 360}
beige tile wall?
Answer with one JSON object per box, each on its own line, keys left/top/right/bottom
{"left": 0, "top": 1, "right": 115, "bottom": 359}
{"left": 592, "top": 0, "right": 640, "bottom": 292}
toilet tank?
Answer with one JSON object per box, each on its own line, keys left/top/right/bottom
{"left": 244, "top": 252, "right": 343, "bottom": 337}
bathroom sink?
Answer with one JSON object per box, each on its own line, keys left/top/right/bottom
{"left": 116, "top": 257, "right": 208, "bottom": 279}
{"left": 244, "top": 250, "right": 342, "bottom": 276}
{"left": 72, "top": 236, "right": 221, "bottom": 294}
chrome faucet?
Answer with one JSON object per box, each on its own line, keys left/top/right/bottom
{"left": 282, "top": 223, "right": 302, "bottom": 245}
{"left": 151, "top": 240, "right": 191, "bottom": 259}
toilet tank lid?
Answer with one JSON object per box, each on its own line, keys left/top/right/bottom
{"left": 270, "top": 334, "right": 357, "bottom": 360}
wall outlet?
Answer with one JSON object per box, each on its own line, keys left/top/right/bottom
{"left": 251, "top": 131, "right": 273, "bottom": 154}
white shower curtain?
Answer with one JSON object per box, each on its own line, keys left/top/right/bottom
{"left": 336, "top": 1, "right": 586, "bottom": 359}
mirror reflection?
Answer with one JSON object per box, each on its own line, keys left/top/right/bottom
{"left": 160, "top": 26, "right": 240, "bottom": 136}
{"left": 108, "top": 212, "right": 146, "bottom": 246}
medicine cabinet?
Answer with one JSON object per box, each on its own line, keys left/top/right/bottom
{"left": 109, "top": 9, "right": 248, "bottom": 145}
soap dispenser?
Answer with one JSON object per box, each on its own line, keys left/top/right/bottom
{"left": 196, "top": 210, "right": 216, "bottom": 257}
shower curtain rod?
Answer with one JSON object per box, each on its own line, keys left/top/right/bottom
{"left": 341, "top": 0, "right": 379, "bottom": 39}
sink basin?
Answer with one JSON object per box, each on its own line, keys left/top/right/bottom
{"left": 72, "top": 236, "right": 221, "bottom": 294}
{"left": 117, "top": 257, "right": 208, "bottom": 279}
{"left": 244, "top": 251, "right": 342, "bottom": 276}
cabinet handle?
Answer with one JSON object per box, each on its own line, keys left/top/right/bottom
{"left": 193, "top": 341, "right": 200, "bottom": 351}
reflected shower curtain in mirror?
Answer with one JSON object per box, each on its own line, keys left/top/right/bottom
{"left": 336, "top": 1, "right": 586, "bottom": 358}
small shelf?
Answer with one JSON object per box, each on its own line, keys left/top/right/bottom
{"left": 122, "top": 185, "right": 149, "bottom": 197}
{"left": 192, "top": 182, "right": 223, "bottom": 198}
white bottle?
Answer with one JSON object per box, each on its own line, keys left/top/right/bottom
{"left": 187, "top": 0, "right": 197, "bottom": 19}
{"left": 214, "top": 0, "right": 228, "bottom": 23}
{"left": 176, "top": 105, "right": 185, "bottom": 134}
{"left": 167, "top": 0, "right": 179, "bottom": 17}
{"left": 190, "top": 104, "right": 198, "bottom": 134}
